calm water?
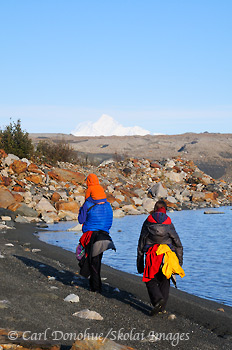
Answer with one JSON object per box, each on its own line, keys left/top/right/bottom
{"left": 37, "top": 206, "right": 232, "bottom": 307}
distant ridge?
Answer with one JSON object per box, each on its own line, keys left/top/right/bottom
{"left": 71, "top": 114, "right": 150, "bottom": 136}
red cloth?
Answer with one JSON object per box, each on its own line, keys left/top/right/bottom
{"left": 79, "top": 230, "right": 93, "bottom": 248}
{"left": 142, "top": 244, "right": 164, "bottom": 282}
{"left": 147, "top": 214, "right": 171, "bottom": 224}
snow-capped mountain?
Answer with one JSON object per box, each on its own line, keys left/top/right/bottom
{"left": 71, "top": 114, "right": 150, "bottom": 136}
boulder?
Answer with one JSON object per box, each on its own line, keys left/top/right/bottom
{"left": 121, "top": 204, "right": 137, "bottom": 213}
{"left": 115, "top": 194, "right": 125, "bottom": 202}
{"left": 132, "top": 197, "right": 143, "bottom": 206}
{"left": 148, "top": 182, "right": 168, "bottom": 198}
{"left": 191, "top": 192, "right": 205, "bottom": 202}
{"left": 165, "top": 159, "right": 176, "bottom": 168}
{"left": 23, "top": 191, "right": 32, "bottom": 204}
{"left": 201, "top": 176, "right": 212, "bottom": 185}
{"left": 106, "top": 193, "right": 118, "bottom": 204}
{"left": 73, "top": 195, "right": 85, "bottom": 206}
{"left": 150, "top": 162, "right": 161, "bottom": 168}
{"left": 204, "top": 192, "right": 218, "bottom": 201}
{"left": 142, "top": 198, "right": 155, "bottom": 212}
{"left": 12, "top": 186, "right": 26, "bottom": 192}
{"left": 0, "top": 176, "right": 12, "bottom": 186}
{"left": 14, "top": 215, "right": 30, "bottom": 223}
{"left": 166, "top": 196, "right": 177, "bottom": 204}
{"left": 25, "top": 175, "right": 43, "bottom": 184}
{"left": 113, "top": 209, "right": 125, "bottom": 218}
{"left": 51, "top": 192, "right": 61, "bottom": 202}
{"left": 7, "top": 202, "right": 21, "bottom": 212}
{"left": 57, "top": 211, "right": 78, "bottom": 220}
{"left": 42, "top": 212, "right": 59, "bottom": 224}
{"left": 111, "top": 201, "right": 120, "bottom": 208}
{"left": 35, "top": 197, "right": 56, "bottom": 213}
{"left": 55, "top": 201, "right": 79, "bottom": 213}
{"left": 27, "top": 163, "right": 44, "bottom": 174}
{"left": 11, "top": 160, "right": 28, "bottom": 174}
{"left": 14, "top": 203, "right": 38, "bottom": 217}
{"left": 0, "top": 189, "right": 16, "bottom": 209}
{"left": 48, "top": 168, "right": 85, "bottom": 184}
{"left": 165, "top": 171, "right": 185, "bottom": 183}
{"left": 107, "top": 185, "right": 114, "bottom": 193}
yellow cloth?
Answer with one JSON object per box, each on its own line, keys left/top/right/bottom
{"left": 156, "top": 244, "right": 185, "bottom": 279}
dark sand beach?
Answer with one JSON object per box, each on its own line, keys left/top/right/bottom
{"left": 0, "top": 223, "right": 231, "bottom": 349}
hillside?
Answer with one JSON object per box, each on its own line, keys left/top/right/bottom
{"left": 30, "top": 132, "right": 232, "bottom": 182}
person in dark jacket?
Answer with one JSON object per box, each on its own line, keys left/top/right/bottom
{"left": 137, "top": 199, "right": 183, "bottom": 315}
{"left": 78, "top": 174, "right": 114, "bottom": 292}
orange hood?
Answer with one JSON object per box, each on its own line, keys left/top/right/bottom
{"left": 85, "top": 173, "right": 106, "bottom": 200}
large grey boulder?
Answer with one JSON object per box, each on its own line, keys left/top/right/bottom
{"left": 14, "top": 203, "right": 38, "bottom": 217}
{"left": 35, "top": 197, "right": 56, "bottom": 213}
{"left": 148, "top": 182, "right": 168, "bottom": 198}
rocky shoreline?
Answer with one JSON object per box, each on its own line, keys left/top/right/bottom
{"left": 0, "top": 223, "right": 231, "bottom": 350}
{"left": 1, "top": 150, "right": 232, "bottom": 229}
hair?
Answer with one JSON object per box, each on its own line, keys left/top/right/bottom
{"left": 154, "top": 199, "right": 167, "bottom": 211}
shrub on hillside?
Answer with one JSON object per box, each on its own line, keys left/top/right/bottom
{"left": 35, "top": 139, "right": 76, "bottom": 165}
{"left": 0, "top": 119, "right": 34, "bottom": 158}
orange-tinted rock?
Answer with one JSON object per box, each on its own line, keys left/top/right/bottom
{"left": 106, "top": 193, "right": 118, "bottom": 204}
{"left": 55, "top": 201, "right": 80, "bottom": 213}
{"left": 204, "top": 192, "right": 218, "bottom": 200}
{"left": 48, "top": 168, "right": 85, "bottom": 184}
{"left": 12, "top": 193, "right": 24, "bottom": 202}
{"left": 173, "top": 166, "right": 181, "bottom": 173}
{"left": 25, "top": 175, "right": 43, "bottom": 184}
{"left": 51, "top": 192, "right": 61, "bottom": 202}
{"left": 28, "top": 163, "right": 44, "bottom": 174}
{"left": 0, "top": 176, "right": 12, "bottom": 186}
{"left": 7, "top": 202, "right": 21, "bottom": 211}
{"left": 11, "top": 160, "right": 28, "bottom": 174}
{"left": 0, "top": 188, "right": 16, "bottom": 208}
{"left": 151, "top": 176, "right": 160, "bottom": 182}
{"left": 150, "top": 162, "right": 161, "bottom": 169}
{"left": 182, "top": 167, "right": 194, "bottom": 174}
{"left": 15, "top": 179, "right": 25, "bottom": 187}
{"left": 12, "top": 186, "right": 26, "bottom": 192}
{"left": 120, "top": 188, "right": 139, "bottom": 198}
{"left": 166, "top": 201, "right": 178, "bottom": 209}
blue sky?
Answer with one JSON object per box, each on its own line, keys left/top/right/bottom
{"left": 0, "top": 0, "right": 231, "bottom": 135}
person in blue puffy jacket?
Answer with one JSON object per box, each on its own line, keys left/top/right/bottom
{"left": 78, "top": 174, "right": 114, "bottom": 292}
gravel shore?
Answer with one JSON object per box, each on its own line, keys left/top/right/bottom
{"left": 0, "top": 223, "right": 231, "bottom": 349}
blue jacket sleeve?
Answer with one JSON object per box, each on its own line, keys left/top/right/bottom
{"left": 78, "top": 201, "right": 89, "bottom": 224}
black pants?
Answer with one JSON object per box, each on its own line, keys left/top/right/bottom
{"left": 145, "top": 270, "right": 170, "bottom": 310}
{"left": 89, "top": 253, "right": 103, "bottom": 292}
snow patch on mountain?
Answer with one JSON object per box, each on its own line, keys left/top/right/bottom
{"left": 71, "top": 114, "right": 150, "bottom": 136}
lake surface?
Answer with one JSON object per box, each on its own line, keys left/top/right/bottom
{"left": 37, "top": 206, "right": 232, "bottom": 307}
